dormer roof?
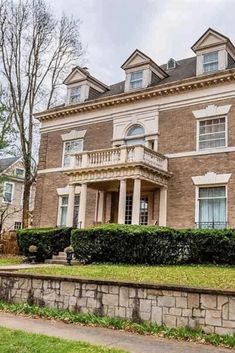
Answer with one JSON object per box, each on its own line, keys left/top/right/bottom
{"left": 121, "top": 49, "right": 168, "bottom": 79}
{"left": 191, "top": 28, "right": 235, "bottom": 53}
{"left": 63, "top": 66, "right": 109, "bottom": 92}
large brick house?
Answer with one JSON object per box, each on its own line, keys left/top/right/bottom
{"left": 34, "top": 28, "right": 235, "bottom": 229}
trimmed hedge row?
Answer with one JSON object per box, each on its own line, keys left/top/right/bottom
{"left": 17, "top": 227, "right": 72, "bottom": 261}
{"left": 71, "top": 224, "right": 235, "bottom": 265}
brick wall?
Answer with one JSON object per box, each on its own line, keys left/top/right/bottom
{"left": 0, "top": 272, "right": 234, "bottom": 335}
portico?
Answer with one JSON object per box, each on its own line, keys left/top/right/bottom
{"left": 65, "top": 144, "right": 171, "bottom": 228}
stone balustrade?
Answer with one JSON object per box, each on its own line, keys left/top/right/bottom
{"left": 69, "top": 145, "right": 168, "bottom": 172}
{"left": 0, "top": 272, "right": 234, "bottom": 335}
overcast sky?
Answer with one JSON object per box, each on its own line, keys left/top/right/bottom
{"left": 48, "top": 0, "right": 235, "bottom": 85}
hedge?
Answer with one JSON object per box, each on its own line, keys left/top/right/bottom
{"left": 17, "top": 227, "right": 72, "bottom": 261}
{"left": 71, "top": 224, "right": 235, "bottom": 265}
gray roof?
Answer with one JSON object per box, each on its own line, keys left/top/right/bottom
{"left": 0, "top": 157, "right": 19, "bottom": 173}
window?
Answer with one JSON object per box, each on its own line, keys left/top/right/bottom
{"left": 125, "top": 195, "right": 133, "bottom": 224}
{"left": 198, "top": 117, "right": 226, "bottom": 150}
{"left": 73, "top": 195, "right": 80, "bottom": 228}
{"left": 15, "top": 168, "right": 24, "bottom": 177}
{"left": 70, "top": 86, "right": 81, "bottom": 103}
{"left": 126, "top": 124, "right": 145, "bottom": 146}
{"left": 197, "top": 186, "right": 226, "bottom": 229}
{"left": 139, "top": 196, "right": 148, "bottom": 225}
{"left": 14, "top": 222, "right": 22, "bottom": 230}
{"left": 63, "top": 139, "right": 83, "bottom": 167}
{"left": 3, "top": 182, "right": 14, "bottom": 203}
{"left": 167, "top": 58, "right": 176, "bottom": 70}
{"left": 60, "top": 196, "right": 68, "bottom": 226}
{"left": 130, "top": 70, "right": 143, "bottom": 89}
{"left": 203, "top": 52, "right": 218, "bottom": 73}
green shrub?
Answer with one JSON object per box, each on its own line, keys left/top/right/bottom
{"left": 71, "top": 224, "right": 235, "bottom": 265}
{"left": 17, "top": 227, "right": 72, "bottom": 262}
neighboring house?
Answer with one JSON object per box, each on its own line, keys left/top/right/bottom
{"left": 34, "top": 28, "right": 235, "bottom": 229}
{"left": 0, "top": 157, "right": 35, "bottom": 231}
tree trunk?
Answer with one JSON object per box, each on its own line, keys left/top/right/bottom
{"left": 22, "top": 180, "right": 31, "bottom": 228}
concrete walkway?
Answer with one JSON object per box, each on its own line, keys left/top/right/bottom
{"left": 0, "top": 312, "right": 231, "bottom": 353}
{"left": 0, "top": 263, "right": 58, "bottom": 271}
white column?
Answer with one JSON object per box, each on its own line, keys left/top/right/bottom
{"left": 66, "top": 184, "right": 75, "bottom": 227}
{"left": 132, "top": 178, "right": 141, "bottom": 225}
{"left": 105, "top": 192, "right": 112, "bottom": 223}
{"left": 97, "top": 190, "right": 104, "bottom": 223}
{"left": 78, "top": 183, "right": 87, "bottom": 228}
{"left": 118, "top": 179, "right": 126, "bottom": 224}
{"left": 159, "top": 186, "right": 167, "bottom": 226}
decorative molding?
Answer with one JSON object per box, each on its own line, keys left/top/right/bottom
{"left": 166, "top": 146, "right": 235, "bottom": 159}
{"left": 61, "top": 129, "right": 87, "bottom": 141}
{"left": 192, "top": 104, "right": 232, "bottom": 119}
{"left": 192, "top": 172, "right": 231, "bottom": 186}
{"left": 35, "top": 68, "right": 235, "bottom": 122}
{"left": 57, "top": 185, "right": 81, "bottom": 195}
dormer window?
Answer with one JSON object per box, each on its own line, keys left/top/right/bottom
{"left": 167, "top": 58, "right": 176, "bottom": 70}
{"left": 70, "top": 86, "right": 81, "bottom": 103}
{"left": 130, "top": 70, "right": 143, "bottom": 90}
{"left": 203, "top": 51, "right": 219, "bottom": 73}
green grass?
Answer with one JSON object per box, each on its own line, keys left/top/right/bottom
{"left": 20, "top": 264, "right": 235, "bottom": 290}
{"left": 0, "top": 326, "right": 128, "bottom": 353}
{"left": 0, "top": 256, "right": 24, "bottom": 266}
{"left": 0, "top": 301, "right": 234, "bottom": 349}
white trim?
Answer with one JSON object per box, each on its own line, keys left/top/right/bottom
{"left": 192, "top": 104, "right": 232, "bottom": 119}
{"left": 57, "top": 185, "right": 81, "bottom": 195}
{"left": 61, "top": 129, "right": 87, "bottom": 141}
{"left": 192, "top": 172, "right": 231, "bottom": 186}
{"left": 2, "top": 181, "right": 15, "bottom": 204}
{"left": 165, "top": 146, "right": 235, "bottom": 159}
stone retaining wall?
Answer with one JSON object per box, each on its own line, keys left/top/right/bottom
{"left": 0, "top": 272, "right": 234, "bottom": 335}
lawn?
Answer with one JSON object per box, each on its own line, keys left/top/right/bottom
{"left": 0, "top": 256, "right": 24, "bottom": 266}
{"left": 20, "top": 264, "right": 235, "bottom": 290}
{"left": 0, "top": 327, "right": 128, "bottom": 353}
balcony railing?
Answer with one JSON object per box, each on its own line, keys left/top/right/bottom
{"left": 69, "top": 145, "right": 168, "bottom": 172}
{"left": 195, "top": 222, "right": 228, "bottom": 229}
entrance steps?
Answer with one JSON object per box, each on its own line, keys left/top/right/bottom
{"left": 45, "top": 252, "right": 79, "bottom": 265}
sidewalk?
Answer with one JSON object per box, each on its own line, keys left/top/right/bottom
{"left": 0, "top": 312, "right": 231, "bottom": 353}
{"left": 0, "top": 263, "right": 58, "bottom": 271}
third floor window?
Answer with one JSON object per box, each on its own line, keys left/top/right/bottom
{"left": 70, "top": 86, "right": 81, "bottom": 103}
{"left": 203, "top": 51, "right": 218, "bottom": 73}
{"left": 130, "top": 70, "right": 143, "bottom": 89}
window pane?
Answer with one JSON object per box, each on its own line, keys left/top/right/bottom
{"left": 127, "top": 125, "right": 145, "bottom": 136}
{"left": 131, "top": 71, "right": 143, "bottom": 80}
{"left": 199, "top": 118, "right": 226, "bottom": 150}
{"left": 63, "top": 139, "right": 83, "bottom": 167}
{"left": 70, "top": 86, "right": 81, "bottom": 103}
{"left": 203, "top": 52, "right": 218, "bottom": 64}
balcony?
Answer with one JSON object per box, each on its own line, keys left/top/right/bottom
{"left": 70, "top": 145, "right": 168, "bottom": 172}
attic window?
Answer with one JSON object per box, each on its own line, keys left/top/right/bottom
{"left": 130, "top": 70, "right": 143, "bottom": 89}
{"left": 70, "top": 86, "right": 81, "bottom": 103}
{"left": 203, "top": 51, "right": 218, "bottom": 73}
{"left": 167, "top": 58, "right": 176, "bottom": 70}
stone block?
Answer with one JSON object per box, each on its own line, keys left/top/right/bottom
{"left": 32, "top": 279, "right": 42, "bottom": 289}
{"left": 147, "top": 289, "right": 162, "bottom": 298}
{"left": 203, "top": 325, "right": 215, "bottom": 334}
{"left": 77, "top": 297, "right": 87, "bottom": 307}
{"left": 115, "top": 306, "right": 126, "bottom": 319}
{"left": 169, "top": 307, "right": 182, "bottom": 316}
{"left": 215, "top": 327, "right": 235, "bottom": 335}
{"left": 139, "top": 311, "right": 151, "bottom": 321}
{"left": 119, "top": 287, "right": 129, "bottom": 307}
{"left": 176, "top": 297, "right": 187, "bottom": 308}
{"left": 151, "top": 307, "right": 162, "bottom": 324}
{"left": 126, "top": 307, "right": 133, "bottom": 319}
{"left": 217, "top": 295, "right": 228, "bottom": 309}
{"left": 85, "top": 284, "right": 97, "bottom": 291}
{"left": 158, "top": 296, "right": 175, "bottom": 308}
{"left": 222, "top": 319, "right": 235, "bottom": 328}
{"left": 61, "top": 282, "right": 75, "bottom": 296}
{"left": 192, "top": 308, "right": 206, "bottom": 318}
{"left": 129, "top": 288, "right": 136, "bottom": 298}
{"left": 84, "top": 290, "right": 95, "bottom": 298}
{"left": 176, "top": 316, "right": 188, "bottom": 327}
{"left": 102, "top": 293, "right": 118, "bottom": 306}
{"left": 205, "top": 310, "right": 222, "bottom": 326}
{"left": 162, "top": 290, "right": 173, "bottom": 296}
{"left": 182, "top": 308, "right": 192, "bottom": 317}
{"left": 69, "top": 296, "right": 77, "bottom": 306}
{"left": 101, "top": 285, "right": 109, "bottom": 293}
{"left": 229, "top": 298, "right": 235, "bottom": 320}
{"left": 109, "top": 286, "right": 119, "bottom": 294}
{"left": 87, "top": 297, "right": 99, "bottom": 308}
{"left": 43, "top": 291, "right": 56, "bottom": 302}
{"left": 187, "top": 293, "right": 199, "bottom": 308}
{"left": 139, "top": 299, "right": 151, "bottom": 313}
{"left": 137, "top": 288, "right": 147, "bottom": 299}
{"left": 222, "top": 303, "right": 229, "bottom": 320}
{"left": 200, "top": 294, "right": 216, "bottom": 309}
{"left": 18, "top": 279, "right": 29, "bottom": 290}
{"left": 163, "top": 315, "right": 177, "bottom": 327}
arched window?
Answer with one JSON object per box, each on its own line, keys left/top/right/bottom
{"left": 125, "top": 124, "right": 145, "bottom": 145}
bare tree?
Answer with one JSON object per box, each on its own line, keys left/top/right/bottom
{"left": 0, "top": 0, "right": 83, "bottom": 227}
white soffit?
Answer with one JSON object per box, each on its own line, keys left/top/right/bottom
{"left": 192, "top": 172, "right": 231, "bottom": 185}
{"left": 61, "top": 129, "right": 87, "bottom": 141}
{"left": 192, "top": 104, "right": 232, "bottom": 119}
{"left": 57, "top": 185, "right": 81, "bottom": 195}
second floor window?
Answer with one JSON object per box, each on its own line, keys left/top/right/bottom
{"left": 3, "top": 182, "right": 13, "bottom": 203}
{"left": 198, "top": 117, "right": 226, "bottom": 150}
{"left": 203, "top": 51, "right": 218, "bottom": 73}
{"left": 63, "top": 139, "right": 83, "bottom": 167}
{"left": 70, "top": 86, "right": 81, "bottom": 103}
{"left": 130, "top": 70, "right": 143, "bottom": 89}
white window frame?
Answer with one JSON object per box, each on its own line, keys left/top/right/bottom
{"left": 196, "top": 116, "right": 227, "bottom": 151}
{"left": 57, "top": 194, "right": 80, "bottom": 227}
{"left": 195, "top": 184, "right": 228, "bottom": 228}
{"left": 129, "top": 70, "right": 143, "bottom": 90}
{"left": 62, "top": 138, "right": 84, "bottom": 168}
{"left": 203, "top": 51, "right": 219, "bottom": 73}
{"left": 2, "top": 181, "right": 14, "bottom": 204}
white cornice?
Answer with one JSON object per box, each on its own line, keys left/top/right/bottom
{"left": 166, "top": 146, "right": 235, "bottom": 158}
{"left": 61, "top": 129, "right": 87, "bottom": 141}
